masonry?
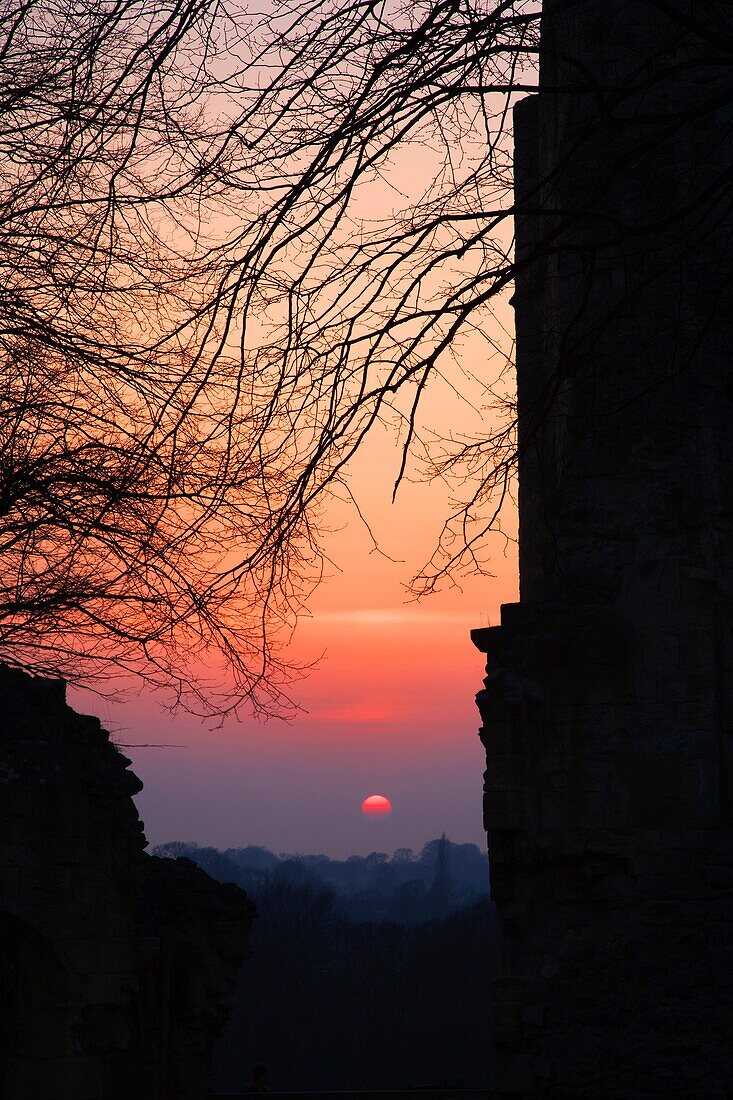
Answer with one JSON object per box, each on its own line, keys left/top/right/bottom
{"left": 473, "top": 1, "right": 732, "bottom": 1094}
{"left": 0, "top": 666, "right": 253, "bottom": 1098}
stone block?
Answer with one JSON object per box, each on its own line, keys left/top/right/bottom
{"left": 0, "top": 665, "right": 254, "bottom": 1097}
{"left": 83, "top": 972, "right": 124, "bottom": 1005}
{"left": 67, "top": 936, "right": 138, "bottom": 975}
{"left": 76, "top": 1005, "right": 131, "bottom": 1053}
{"left": 487, "top": 787, "right": 531, "bottom": 831}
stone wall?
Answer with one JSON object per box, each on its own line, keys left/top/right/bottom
{"left": 0, "top": 665, "right": 254, "bottom": 1098}
{"left": 475, "top": 1, "right": 733, "bottom": 1093}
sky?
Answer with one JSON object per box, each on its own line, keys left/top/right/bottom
{"left": 67, "top": 123, "right": 520, "bottom": 859}
{"left": 72, "top": 402, "right": 518, "bottom": 858}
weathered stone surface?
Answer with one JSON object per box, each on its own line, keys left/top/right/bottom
{"left": 0, "top": 664, "right": 254, "bottom": 1099}
{"left": 475, "top": 1, "right": 733, "bottom": 1093}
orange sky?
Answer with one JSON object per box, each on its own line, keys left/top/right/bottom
{"left": 71, "top": 131, "right": 521, "bottom": 857}
{"left": 77, "top": 398, "right": 518, "bottom": 857}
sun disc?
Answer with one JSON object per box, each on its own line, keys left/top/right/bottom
{"left": 361, "top": 793, "right": 392, "bottom": 816}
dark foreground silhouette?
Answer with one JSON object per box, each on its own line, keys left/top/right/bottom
{"left": 162, "top": 842, "right": 498, "bottom": 1093}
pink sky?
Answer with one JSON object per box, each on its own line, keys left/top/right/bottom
{"left": 58, "top": 18, "right": 526, "bottom": 860}
{"left": 69, "top": 262, "right": 518, "bottom": 858}
{"left": 75, "top": 419, "right": 517, "bottom": 857}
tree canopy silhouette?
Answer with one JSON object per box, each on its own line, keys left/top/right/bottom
{"left": 2, "top": 0, "right": 730, "bottom": 714}
{"left": 0, "top": 0, "right": 323, "bottom": 714}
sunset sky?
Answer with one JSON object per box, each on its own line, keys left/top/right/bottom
{"left": 37, "top": 11, "right": 527, "bottom": 861}
{"left": 75, "top": 402, "right": 518, "bottom": 858}
{"left": 61, "top": 38, "right": 522, "bottom": 858}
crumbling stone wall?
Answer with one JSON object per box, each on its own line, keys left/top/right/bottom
{"left": 475, "top": 1, "right": 733, "bottom": 1094}
{"left": 0, "top": 665, "right": 254, "bottom": 1099}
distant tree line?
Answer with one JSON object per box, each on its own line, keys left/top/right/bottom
{"left": 153, "top": 837, "right": 496, "bottom": 1089}
{"left": 152, "top": 835, "right": 490, "bottom": 924}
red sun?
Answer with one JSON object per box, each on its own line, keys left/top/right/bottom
{"left": 361, "top": 794, "right": 392, "bottom": 817}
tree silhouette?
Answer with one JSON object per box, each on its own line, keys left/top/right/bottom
{"left": 3, "top": 1, "right": 729, "bottom": 712}
{"left": 426, "top": 833, "right": 453, "bottom": 918}
{"left": 142, "top": 0, "right": 728, "bottom": 606}
{"left": 0, "top": 0, "right": 324, "bottom": 715}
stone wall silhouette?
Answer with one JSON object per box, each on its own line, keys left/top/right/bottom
{"left": 0, "top": 665, "right": 254, "bottom": 1098}
{"left": 474, "top": 0, "right": 732, "bottom": 1093}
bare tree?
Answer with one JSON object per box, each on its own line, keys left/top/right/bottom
{"left": 200, "top": 0, "right": 731, "bottom": 592}
{"left": 2, "top": 0, "right": 730, "bottom": 713}
{"left": 0, "top": 0, "right": 326, "bottom": 715}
